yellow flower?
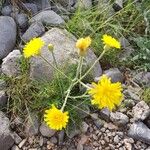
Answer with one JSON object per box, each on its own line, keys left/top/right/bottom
{"left": 23, "top": 38, "right": 45, "bottom": 58}
{"left": 76, "top": 37, "right": 92, "bottom": 56}
{"left": 102, "top": 34, "right": 121, "bottom": 49}
{"left": 88, "top": 75, "right": 123, "bottom": 111}
{"left": 44, "top": 105, "right": 69, "bottom": 130}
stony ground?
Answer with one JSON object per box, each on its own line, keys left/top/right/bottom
{"left": 0, "top": 0, "right": 150, "bottom": 150}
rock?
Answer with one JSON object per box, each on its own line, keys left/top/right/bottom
{"left": 124, "top": 86, "right": 141, "bottom": 101}
{"left": 113, "top": 0, "right": 123, "bottom": 11}
{"left": 114, "top": 135, "right": 119, "bottom": 143}
{"left": 15, "top": 13, "right": 28, "bottom": 29}
{"left": 119, "top": 37, "right": 135, "bottom": 61}
{"left": 133, "top": 72, "right": 150, "bottom": 87}
{"left": 95, "top": 68, "right": 124, "bottom": 83}
{"left": 94, "top": 119, "right": 104, "bottom": 129}
{"left": 132, "top": 101, "right": 150, "bottom": 121}
{"left": 18, "top": 138, "right": 27, "bottom": 148}
{"left": 76, "top": 0, "right": 92, "bottom": 9}
{"left": 0, "top": 16, "right": 17, "bottom": 59}
{"left": 123, "top": 99, "right": 135, "bottom": 108}
{"left": 50, "top": 136, "right": 57, "bottom": 144}
{"left": 2, "top": 50, "right": 22, "bottom": 77}
{"left": 104, "top": 68, "right": 124, "bottom": 83}
{"left": 110, "top": 112, "right": 129, "bottom": 126}
{"left": 81, "top": 121, "right": 89, "bottom": 133}
{"left": 11, "top": 132, "right": 22, "bottom": 144}
{"left": 11, "top": 145, "right": 20, "bottom": 150}
{"left": 128, "top": 121, "right": 150, "bottom": 144}
{"left": 40, "top": 122, "right": 56, "bottom": 137}
{"left": 29, "top": 10, "right": 65, "bottom": 26}
{"left": 21, "top": 22, "right": 45, "bottom": 42}
{"left": 0, "top": 91, "right": 7, "bottom": 107}
{"left": 25, "top": 115, "right": 39, "bottom": 136}
{"left": 24, "top": 3, "right": 38, "bottom": 15}
{"left": 1, "top": 5, "right": 12, "bottom": 16}
{"left": 31, "top": 0, "right": 51, "bottom": 10}
{"left": 58, "top": 130, "right": 65, "bottom": 145}
{"left": 0, "top": 111, "right": 14, "bottom": 150}
{"left": 30, "top": 28, "right": 102, "bottom": 80}
{"left": 53, "top": 0, "right": 75, "bottom": 9}
{"left": 99, "top": 108, "right": 110, "bottom": 122}
{"left": 0, "top": 79, "right": 7, "bottom": 90}
{"left": 67, "top": 127, "right": 81, "bottom": 139}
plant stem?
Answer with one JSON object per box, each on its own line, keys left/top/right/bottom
{"left": 79, "top": 49, "right": 106, "bottom": 81}
{"left": 61, "top": 83, "right": 74, "bottom": 111}
{"left": 75, "top": 56, "right": 83, "bottom": 79}
{"left": 61, "top": 56, "right": 83, "bottom": 111}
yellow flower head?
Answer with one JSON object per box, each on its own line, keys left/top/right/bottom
{"left": 23, "top": 38, "right": 45, "bottom": 58}
{"left": 88, "top": 75, "right": 123, "bottom": 111}
{"left": 76, "top": 37, "right": 92, "bottom": 56}
{"left": 44, "top": 105, "right": 69, "bottom": 130}
{"left": 102, "top": 34, "right": 121, "bottom": 49}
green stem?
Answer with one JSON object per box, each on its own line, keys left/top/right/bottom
{"left": 75, "top": 56, "right": 83, "bottom": 79}
{"left": 61, "top": 83, "right": 74, "bottom": 111}
{"left": 79, "top": 49, "right": 106, "bottom": 81}
{"left": 79, "top": 81, "right": 91, "bottom": 89}
{"left": 68, "top": 94, "right": 90, "bottom": 99}
{"left": 61, "top": 56, "right": 83, "bottom": 111}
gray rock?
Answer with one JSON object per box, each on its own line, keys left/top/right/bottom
{"left": 31, "top": 0, "right": 51, "bottom": 10}
{"left": 15, "top": 13, "right": 28, "bottom": 29}
{"left": 29, "top": 10, "right": 65, "bottom": 26}
{"left": 99, "top": 108, "right": 110, "bottom": 122}
{"left": 21, "top": 22, "right": 45, "bottom": 42}
{"left": 114, "top": 135, "right": 119, "bottom": 143}
{"left": 95, "top": 68, "right": 124, "bottom": 83}
{"left": 81, "top": 121, "right": 89, "bottom": 133}
{"left": 10, "top": 132, "right": 22, "bottom": 144}
{"left": 123, "top": 99, "right": 135, "bottom": 108}
{"left": 128, "top": 121, "right": 150, "bottom": 144}
{"left": 133, "top": 72, "right": 150, "bottom": 87}
{"left": 0, "top": 16, "right": 17, "bottom": 59}
{"left": 50, "top": 136, "right": 57, "bottom": 144}
{"left": 24, "top": 3, "right": 38, "bottom": 15}
{"left": 25, "top": 115, "right": 39, "bottom": 136}
{"left": 67, "top": 128, "right": 81, "bottom": 139}
{"left": 124, "top": 86, "right": 141, "bottom": 101}
{"left": 39, "top": 122, "right": 56, "bottom": 137}
{"left": 2, "top": 50, "right": 22, "bottom": 77}
{"left": 113, "top": 0, "right": 123, "bottom": 11}
{"left": 94, "top": 119, "right": 104, "bottom": 129}
{"left": 11, "top": 145, "right": 20, "bottom": 150}
{"left": 0, "top": 79, "right": 7, "bottom": 90}
{"left": 104, "top": 68, "right": 124, "bottom": 83}
{"left": 53, "top": 0, "right": 75, "bottom": 8}
{"left": 30, "top": 28, "right": 102, "bottom": 80}
{"left": 76, "top": 0, "right": 92, "bottom": 9}
{"left": 0, "top": 91, "right": 7, "bottom": 107}
{"left": 110, "top": 112, "right": 129, "bottom": 126}
{"left": 58, "top": 130, "right": 65, "bottom": 145}
{"left": 0, "top": 111, "right": 14, "bottom": 150}
{"left": 119, "top": 37, "right": 135, "bottom": 61}
{"left": 132, "top": 101, "right": 150, "bottom": 121}
{"left": 1, "top": 5, "right": 12, "bottom": 16}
